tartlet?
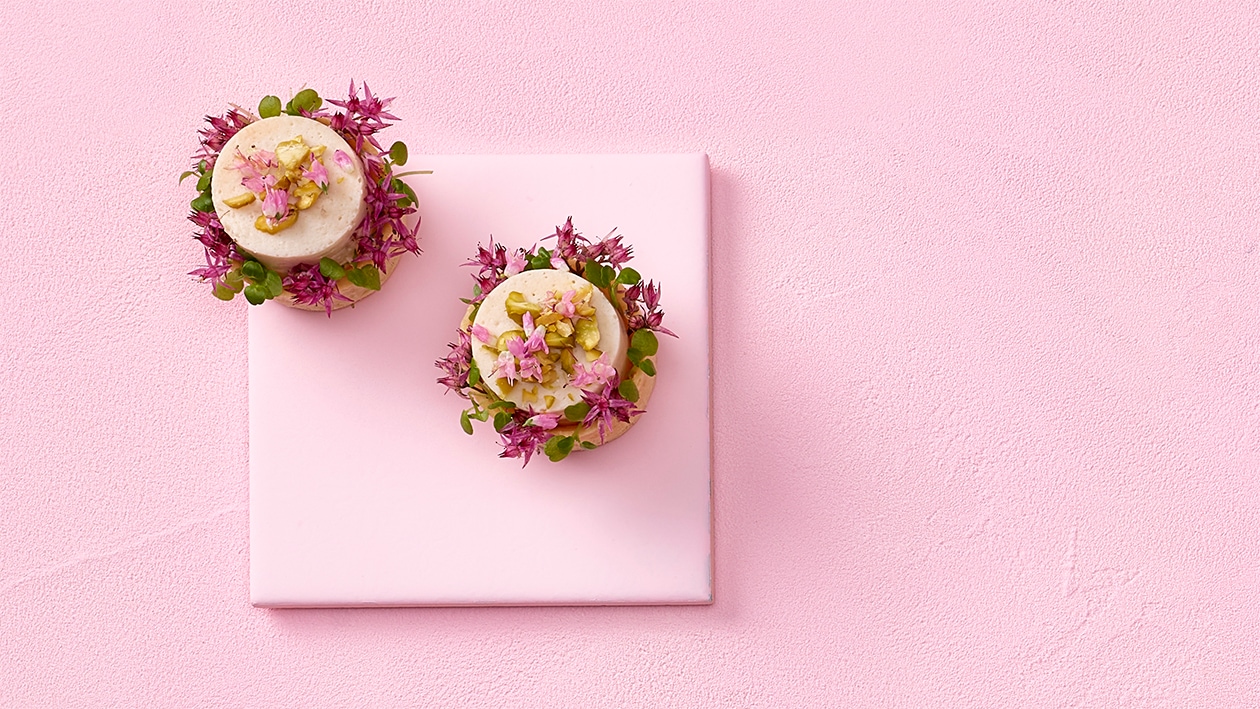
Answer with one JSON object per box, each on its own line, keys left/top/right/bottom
{"left": 184, "top": 83, "right": 421, "bottom": 315}
{"left": 437, "top": 219, "right": 672, "bottom": 464}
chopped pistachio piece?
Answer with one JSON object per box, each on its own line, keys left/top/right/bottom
{"left": 293, "top": 181, "right": 322, "bottom": 210}
{"left": 275, "top": 137, "right": 311, "bottom": 170}
{"left": 544, "top": 395, "right": 555, "bottom": 409}
{"left": 560, "top": 348, "right": 575, "bottom": 374}
{"left": 574, "top": 318, "right": 600, "bottom": 351}
{"left": 554, "top": 319, "right": 574, "bottom": 337}
{"left": 223, "top": 192, "right": 256, "bottom": 208}
{"left": 535, "top": 311, "right": 564, "bottom": 327}
{"left": 254, "top": 211, "right": 298, "bottom": 234}
{"left": 505, "top": 291, "right": 543, "bottom": 319}
{"left": 575, "top": 303, "right": 596, "bottom": 318}
{"left": 521, "top": 387, "right": 538, "bottom": 403}
{"left": 496, "top": 377, "right": 513, "bottom": 395}
{"left": 496, "top": 330, "right": 525, "bottom": 350}
{"left": 544, "top": 331, "right": 573, "bottom": 349}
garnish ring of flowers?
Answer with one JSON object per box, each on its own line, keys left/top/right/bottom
{"left": 183, "top": 82, "right": 425, "bottom": 315}
{"left": 436, "top": 218, "right": 675, "bottom": 465}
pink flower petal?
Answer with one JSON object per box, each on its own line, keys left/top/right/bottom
{"left": 505, "top": 250, "right": 527, "bottom": 277}
{"left": 556, "top": 289, "right": 577, "bottom": 318}
{"left": 527, "top": 413, "right": 561, "bottom": 430}
{"left": 333, "top": 150, "right": 354, "bottom": 171}
{"left": 492, "top": 351, "right": 517, "bottom": 384}
{"left": 303, "top": 156, "right": 329, "bottom": 190}
{"left": 261, "top": 186, "right": 289, "bottom": 221}
{"left": 471, "top": 324, "right": 494, "bottom": 344}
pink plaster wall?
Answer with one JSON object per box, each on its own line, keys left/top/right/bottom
{"left": 2, "top": 0, "right": 1258, "bottom": 706}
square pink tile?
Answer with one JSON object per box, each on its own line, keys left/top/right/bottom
{"left": 249, "top": 154, "right": 712, "bottom": 607}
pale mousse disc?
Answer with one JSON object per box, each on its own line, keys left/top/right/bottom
{"left": 211, "top": 115, "right": 367, "bottom": 273}
{"left": 471, "top": 270, "right": 628, "bottom": 414}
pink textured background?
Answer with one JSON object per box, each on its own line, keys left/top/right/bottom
{"left": 1, "top": 0, "right": 1257, "bottom": 705}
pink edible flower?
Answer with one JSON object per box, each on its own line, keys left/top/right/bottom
{"left": 496, "top": 412, "right": 552, "bottom": 465}
{"left": 506, "top": 336, "right": 529, "bottom": 360}
{"left": 242, "top": 173, "right": 275, "bottom": 196}
{"left": 281, "top": 262, "right": 351, "bottom": 317}
{"left": 492, "top": 350, "right": 518, "bottom": 384}
{"left": 303, "top": 156, "right": 329, "bottom": 191}
{"left": 505, "top": 249, "right": 527, "bottom": 277}
{"left": 527, "top": 412, "right": 561, "bottom": 430}
{"left": 554, "top": 289, "right": 577, "bottom": 319}
{"left": 232, "top": 149, "right": 259, "bottom": 177}
{"left": 436, "top": 329, "right": 473, "bottom": 395}
{"left": 550, "top": 255, "right": 568, "bottom": 271}
{"left": 471, "top": 324, "right": 494, "bottom": 344}
{"left": 568, "top": 354, "right": 616, "bottom": 388}
{"left": 332, "top": 149, "right": 354, "bottom": 171}
{"left": 580, "top": 381, "right": 644, "bottom": 442}
{"left": 261, "top": 186, "right": 289, "bottom": 222}
{"left": 518, "top": 355, "right": 542, "bottom": 381}
{"left": 521, "top": 315, "right": 549, "bottom": 354}
{"left": 253, "top": 149, "right": 277, "bottom": 167}
{"left": 234, "top": 148, "right": 278, "bottom": 195}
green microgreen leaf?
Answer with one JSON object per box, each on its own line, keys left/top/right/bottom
{"left": 544, "top": 435, "right": 575, "bottom": 462}
{"left": 289, "top": 88, "right": 321, "bottom": 114}
{"left": 472, "top": 409, "right": 490, "bottom": 422}
{"left": 616, "top": 267, "right": 641, "bottom": 285}
{"left": 389, "top": 141, "right": 408, "bottom": 166}
{"left": 241, "top": 260, "right": 265, "bottom": 283}
{"left": 493, "top": 411, "right": 512, "bottom": 432}
{"left": 564, "top": 402, "right": 590, "bottom": 423}
{"left": 391, "top": 178, "right": 418, "bottom": 207}
{"left": 212, "top": 283, "right": 236, "bottom": 301}
{"left": 243, "top": 284, "right": 267, "bottom": 305}
{"left": 198, "top": 160, "right": 207, "bottom": 172}
{"left": 258, "top": 95, "right": 282, "bottom": 118}
{"left": 638, "top": 358, "right": 656, "bottom": 377}
{"left": 488, "top": 399, "right": 516, "bottom": 410}
{"left": 195, "top": 172, "right": 212, "bottom": 193}
{"left": 631, "top": 329, "right": 659, "bottom": 356}
{"left": 318, "top": 258, "right": 346, "bottom": 280}
{"left": 627, "top": 348, "right": 643, "bottom": 365}
{"left": 178, "top": 170, "right": 196, "bottom": 184}
{"left": 527, "top": 247, "right": 553, "bottom": 271}
{"left": 618, "top": 379, "right": 639, "bottom": 402}
{"left": 467, "top": 359, "right": 481, "bottom": 387}
{"left": 224, "top": 269, "right": 245, "bottom": 292}
{"left": 460, "top": 409, "right": 474, "bottom": 435}
{"left": 583, "top": 260, "right": 608, "bottom": 287}
{"left": 580, "top": 441, "right": 598, "bottom": 450}
{"left": 263, "top": 270, "right": 283, "bottom": 298}
{"left": 190, "top": 194, "right": 215, "bottom": 213}
{"left": 346, "top": 264, "right": 382, "bottom": 291}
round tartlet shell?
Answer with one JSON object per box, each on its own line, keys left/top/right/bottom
{"left": 276, "top": 251, "right": 403, "bottom": 312}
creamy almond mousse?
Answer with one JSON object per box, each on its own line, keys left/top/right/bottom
{"left": 210, "top": 115, "right": 367, "bottom": 273}
{"left": 470, "top": 269, "right": 629, "bottom": 413}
